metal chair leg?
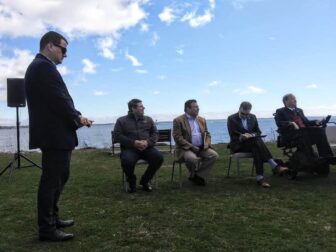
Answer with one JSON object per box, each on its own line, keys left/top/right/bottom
{"left": 171, "top": 161, "right": 176, "bottom": 183}
{"left": 179, "top": 163, "right": 182, "bottom": 188}
{"left": 227, "top": 156, "right": 232, "bottom": 177}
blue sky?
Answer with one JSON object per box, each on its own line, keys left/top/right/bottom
{"left": 0, "top": 0, "right": 336, "bottom": 125}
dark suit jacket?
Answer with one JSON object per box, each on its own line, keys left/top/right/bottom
{"left": 274, "top": 107, "right": 316, "bottom": 133}
{"left": 173, "top": 114, "right": 212, "bottom": 161}
{"left": 227, "top": 112, "right": 262, "bottom": 153}
{"left": 25, "top": 54, "right": 81, "bottom": 150}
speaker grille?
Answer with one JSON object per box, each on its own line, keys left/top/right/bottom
{"left": 7, "top": 78, "right": 26, "bottom": 107}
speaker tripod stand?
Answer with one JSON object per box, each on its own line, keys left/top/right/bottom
{"left": 0, "top": 107, "right": 41, "bottom": 180}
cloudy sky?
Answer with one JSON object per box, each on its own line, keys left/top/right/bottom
{"left": 0, "top": 0, "right": 336, "bottom": 125}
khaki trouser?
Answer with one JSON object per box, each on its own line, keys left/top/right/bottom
{"left": 183, "top": 148, "right": 219, "bottom": 180}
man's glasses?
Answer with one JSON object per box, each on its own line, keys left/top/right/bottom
{"left": 53, "top": 44, "right": 67, "bottom": 55}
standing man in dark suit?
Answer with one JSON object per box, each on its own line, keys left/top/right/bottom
{"left": 25, "top": 31, "right": 92, "bottom": 241}
{"left": 227, "top": 102, "right": 288, "bottom": 188}
{"left": 173, "top": 99, "right": 219, "bottom": 185}
{"left": 275, "top": 93, "right": 334, "bottom": 158}
{"left": 113, "top": 98, "right": 164, "bottom": 193}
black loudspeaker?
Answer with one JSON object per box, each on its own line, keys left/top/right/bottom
{"left": 7, "top": 78, "right": 26, "bottom": 107}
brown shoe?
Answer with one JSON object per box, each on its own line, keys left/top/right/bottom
{"left": 273, "top": 165, "right": 289, "bottom": 176}
{"left": 257, "top": 179, "right": 271, "bottom": 188}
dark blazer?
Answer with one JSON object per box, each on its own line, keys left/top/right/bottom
{"left": 25, "top": 54, "right": 81, "bottom": 150}
{"left": 173, "top": 114, "right": 212, "bottom": 160}
{"left": 113, "top": 112, "right": 158, "bottom": 150}
{"left": 274, "top": 107, "right": 316, "bottom": 133}
{"left": 227, "top": 112, "right": 262, "bottom": 153}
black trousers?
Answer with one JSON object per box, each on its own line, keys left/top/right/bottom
{"left": 235, "top": 137, "right": 273, "bottom": 176}
{"left": 38, "top": 149, "right": 72, "bottom": 234}
{"left": 120, "top": 147, "right": 163, "bottom": 184}
{"left": 283, "top": 128, "right": 333, "bottom": 157}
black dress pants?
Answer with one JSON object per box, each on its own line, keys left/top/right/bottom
{"left": 235, "top": 137, "right": 273, "bottom": 176}
{"left": 120, "top": 147, "right": 163, "bottom": 184}
{"left": 283, "top": 128, "right": 333, "bottom": 157}
{"left": 38, "top": 149, "right": 72, "bottom": 234}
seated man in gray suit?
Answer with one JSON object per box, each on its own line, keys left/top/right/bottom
{"left": 173, "top": 99, "right": 219, "bottom": 185}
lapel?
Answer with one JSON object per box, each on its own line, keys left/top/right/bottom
{"left": 182, "top": 115, "right": 192, "bottom": 138}
{"left": 235, "top": 113, "right": 245, "bottom": 132}
{"left": 196, "top": 117, "right": 205, "bottom": 133}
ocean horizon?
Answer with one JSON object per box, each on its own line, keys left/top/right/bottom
{"left": 1, "top": 116, "right": 334, "bottom": 153}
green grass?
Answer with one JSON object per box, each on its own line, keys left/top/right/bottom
{"left": 0, "top": 144, "right": 335, "bottom": 251}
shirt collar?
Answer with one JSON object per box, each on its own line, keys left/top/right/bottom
{"left": 185, "top": 113, "right": 196, "bottom": 120}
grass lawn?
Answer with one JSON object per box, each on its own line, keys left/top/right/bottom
{"left": 0, "top": 144, "right": 335, "bottom": 251}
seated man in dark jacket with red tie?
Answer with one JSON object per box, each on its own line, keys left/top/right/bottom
{"left": 275, "top": 93, "right": 334, "bottom": 159}
{"left": 228, "top": 102, "right": 288, "bottom": 188}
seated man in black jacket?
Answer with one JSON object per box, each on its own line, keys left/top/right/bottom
{"left": 228, "top": 102, "right": 288, "bottom": 188}
{"left": 275, "top": 93, "right": 334, "bottom": 159}
{"left": 113, "top": 98, "right": 164, "bottom": 193}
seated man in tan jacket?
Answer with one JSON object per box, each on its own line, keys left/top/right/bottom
{"left": 173, "top": 99, "right": 219, "bottom": 185}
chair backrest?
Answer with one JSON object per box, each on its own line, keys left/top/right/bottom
{"left": 111, "top": 129, "right": 172, "bottom": 155}
{"left": 326, "top": 126, "right": 336, "bottom": 144}
{"left": 156, "top": 129, "right": 172, "bottom": 153}
{"left": 111, "top": 130, "right": 120, "bottom": 155}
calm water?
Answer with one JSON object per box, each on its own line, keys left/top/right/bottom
{"left": 0, "top": 117, "right": 333, "bottom": 153}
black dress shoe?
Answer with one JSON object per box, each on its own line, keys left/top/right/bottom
{"left": 189, "top": 175, "right": 205, "bottom": 186}
{"left": 56, "top": 219, "right": 74, "bottom": 228}
{"left": 39, "top": 229, "right": 74, "bottom": 242}
{"left": 127, "top": 185, "right": 136, "bottom": 193}
{"left": 140, "top": 181, "right": 153, "bottom": 192}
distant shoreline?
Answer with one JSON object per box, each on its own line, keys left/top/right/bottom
{"left": 0, "top": 116, "right": 329, "bottom": 128}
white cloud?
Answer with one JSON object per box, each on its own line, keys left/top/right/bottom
{"left": 176, "top": 45, "right": 184, "bottom": 55}
{"left": 247, "top": 85, "right": 266, "bottom": 94}
{"left": 57, "top": 65, "right": 70, "bottom": 76}
{"left": 0, "top": 0, "right": 147, "bottom": 38}
{"left": 94, "top": 90, "right": 108, "bottom": 96}
{"left": 111, "top": 68, "right": 123, "bottom": 72}
{"left": 231, "top": 0, "right": 261, "bottom": 10}
{"left": 150, "top": 32, "right": 159, "bottom": 46}
{"left": 305, "top": 83, "right": 318, "bottom": 89}
{"left": 96, "top": 36, "right": 119, "bottom": 60}
{"left": 181, "top": 9, "right": 214, "bottom": 28}
{"left": 208, "top": 80, "right": 220, "bottom": 87}
{"left": 125, "top": 51, "right": 142, "bottom": 67}
{"left": 140, "top": 23, "right": 149, "bottom": 32}
{"left": 158, "top": 7, "right": 176, "bottom": 25}
{"left": 157, "top": 75, "right": 166, "bottom": 80}
{"left": 135, "top": 69, "right": 148, "bottom": 74}
{"left": 233, "top": 85, "right": 266, "bottom": 95}
{"left": 0, "top": 49, "right": 34, "bottom": 101}
{"left": 153, "top": 90, "right": 160, "bottom": 95}
{"left": 82, "top": 58, "right": 97, "bottom": 74}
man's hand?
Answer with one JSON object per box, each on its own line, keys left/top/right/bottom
{"left": 134, "top": 140, "right": 148, "bottom": 151}
{"left": 79, "top": 116, "right": 93, "bottom": 127}
{"left": 290, "top": 121, "right": 299, "bottom": 130}
{"left": 190, "top": 146, "right": 200, "bottom": 153}
{"left": 203, "top": 143, "right": 209, "bottom": 150}
{"left": 240, "top": 133, "right": 253, "bottom": 141}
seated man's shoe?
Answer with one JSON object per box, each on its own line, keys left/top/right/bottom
{"left": 127, "top": 175, "right": 137, "bottom": 193}
{"left": 273, "top": 165, "right": 289, "bottom": 176}
{"left": 127, "top": 184, "right": 136, "bottom": 193}
{"left": 39, "top": 229, "right": 74, "bottom": 242}
{"left": 140, "top": 181, "right": 153, "bottom": 192}
{"left": 189, "top": 174, "right": 205, "bottom": 186}
{"left": 257, "top": 179, "right": 271, "bottom": 188}
{"left": 56, "top": 219, "right": 74, "bottom": 228}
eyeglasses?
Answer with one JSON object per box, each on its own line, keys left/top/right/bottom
{"left": 53, "top": 43, "right": 67, "bottom": 55}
